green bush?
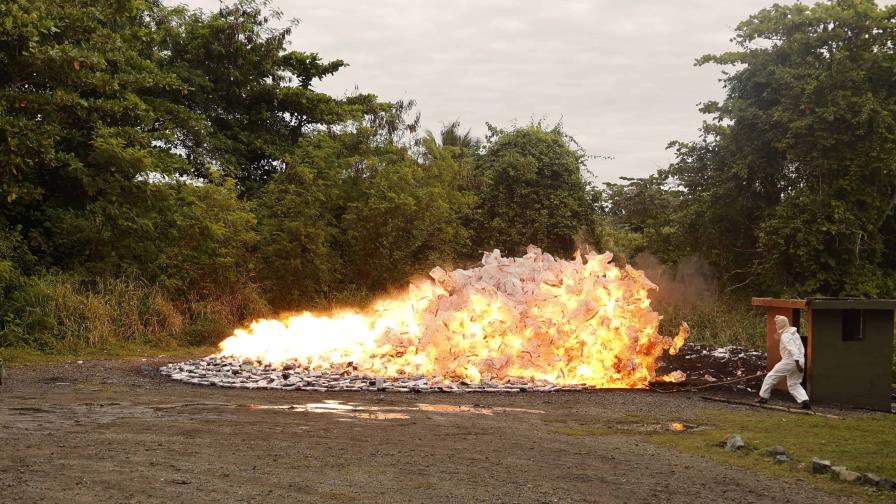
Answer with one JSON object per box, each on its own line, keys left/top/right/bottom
{"left": 472, "top": 122, "right": 598, "bottom": 258}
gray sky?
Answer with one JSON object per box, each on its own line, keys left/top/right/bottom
{"left": 178, "top": 1, "right": 817, "bottom": 183}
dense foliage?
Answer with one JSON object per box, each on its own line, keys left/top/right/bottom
{"left": 607, "top": 0, "right": 896, "bottom": 298}
{"left": 472, "top": 124, "right": 600, "bottom": 257}
{"left": 0, "top": 0, "right": 599, "bottom": 350}
{"left": 1, "top": 0, "right": 894, "bottom": 354}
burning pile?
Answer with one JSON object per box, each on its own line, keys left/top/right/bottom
{"left": 163, "top": 246, "right": 689, "bottom": 391}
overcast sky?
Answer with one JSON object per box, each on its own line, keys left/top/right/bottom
{"left": 178, "top": 1, "right": 829, "bottom": 183}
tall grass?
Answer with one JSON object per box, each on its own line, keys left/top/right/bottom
{"left": 0, "top": 274, "right": 269, "bottom": 354}
{"left": 656, "top": 299, "right": 767, "bottom": 350}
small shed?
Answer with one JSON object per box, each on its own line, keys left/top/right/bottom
{"left": 752, "top": 297, "right": 895, "bottom": 411}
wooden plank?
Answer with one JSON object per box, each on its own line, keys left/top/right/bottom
{"left": 805, "top": 298, "right": 896, "bottom": 310}
{"left": 751, "top": 298, "right": 807, "bottom": 309}
{"left": 700, "top": 395, "right": 843, "bottom": 419}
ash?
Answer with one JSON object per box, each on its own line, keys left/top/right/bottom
{"left": 161, "top": 343, "right": 768, "bottom": 392}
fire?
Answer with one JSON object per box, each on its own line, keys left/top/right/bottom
{"left": 217, "top": 246, "right": 689, "bottom": 388}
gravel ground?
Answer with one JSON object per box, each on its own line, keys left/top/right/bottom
{"left": 0, "top": 357, "right": 855, "bottom": 504}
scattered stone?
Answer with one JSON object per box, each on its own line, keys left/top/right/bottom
{"left": 831, "top": 466, "right": 862, "bottom": 483}
{"left": 724, "top": 434, "right": 745, "bottom": 451}
{"left": 839, "top": 471, "right": 863, "bottom": 484}
{"left": 773, "top": 455, "right": 789, "bottom": 464}
{"left": 763, "top": 446, "right": 787, "bottom": 457}
{"left": 811, "top": 458, "right": 832, "bottom": 474}
{"left": 862, "top": 473, "right": 881, "bottom": 486}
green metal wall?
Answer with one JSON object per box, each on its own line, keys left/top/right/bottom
{"left": 809, "top": 309, "right": 894, "bottom": 411}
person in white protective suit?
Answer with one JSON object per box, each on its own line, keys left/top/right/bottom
{"left": 756, "top": 315, "right": 811, "bottom": 409}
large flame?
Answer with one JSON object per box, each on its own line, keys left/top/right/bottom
{"left": 217, "top": 246, "right": 689, "bottom": 388}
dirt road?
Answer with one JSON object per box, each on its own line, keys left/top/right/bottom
{"left": 1, "top": 358, "right": 852, "bottom": 503}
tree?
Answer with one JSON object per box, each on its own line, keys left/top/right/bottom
{"left": 0, "top": 0, "right": 201, "bottom": 271}
{"left": 253, "top": 135, "right": 345, "bottom": 309}
{"left": 600, "top": 174, "right": 685, "bottom": 264}
{"left": 472, "top": 123, "right": 599, "bottom": 257}
{"left": 158, "top": 0, "right": 382, "bottom": 195}
{"left": 425, "top": 119, "right": 482, "bottom": 186}
{"left": 341, "top": 135, "right": 472, "bottom": 291}
{"left": 667, "top": 0, "right": 896, "bottom": 296}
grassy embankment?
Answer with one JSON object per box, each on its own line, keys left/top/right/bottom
{"left": 552, "top": 408, "right": 896, "bottom": 503}
{"left": 0, "top": 274, "right": 267, "bottom": 365}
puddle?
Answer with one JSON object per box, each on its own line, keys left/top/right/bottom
{"left": 148, "top": 402, "right": 238, "bottom": 411}
{"left": 610, "top": 421, "right": 707, "bottom": 432}
{"left": 3, "top": 400, "right": 545, "bottom": 425}
{"left": 243, "top": 401, "right": 410, "bottom": 420}
{"left": 2, "top": 401, "right": 159, "bottom": 427}
{"left": 416, "top": 404, "right": 545, "bottom": 415}
{"left": 669, "top": 422, "right": 704, "bottom": 432}
{"left": 241, "top": 400, "right": 545, "bottom": 420}
{"left": 8, "top": 407, "right": 54, "bottom": 414}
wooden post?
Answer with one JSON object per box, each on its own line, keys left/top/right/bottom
{"left": 751, "top": 298, "right": 807, "bottom": 393}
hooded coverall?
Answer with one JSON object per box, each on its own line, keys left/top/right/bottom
{"left": 759, "top": 324, "right": 809, "bottom": 403}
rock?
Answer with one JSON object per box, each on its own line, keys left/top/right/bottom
{"left": 879, "top": 478, "right": 895, "bottom": 490}
{"left": 811, "top": 458, "right": 832, "bottom": 474}
{"left": 832, "top": 467, "right": 862, "bottom": 483}
{"left": 861, "top": 473, "right": 881, "bottom": 486}
{"left": 773, "top": 455, "right": 789, "bottom": 464}
{"left": 840, "top": 471, "right": 863, "bottom": 483}
{"left": 763, "top": 446, "right": 787, "bottom": 457}
{"left": 724, "top": 434, "right": 745, "bottom": 451}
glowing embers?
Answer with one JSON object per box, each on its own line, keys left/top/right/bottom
{"left": 208, "top": 246, "right": 689, "bottom": 389}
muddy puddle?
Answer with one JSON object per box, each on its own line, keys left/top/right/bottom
{"left": 242, "top": 400, "right": 545, "bottom": 420}
{"left": 1, "top": 399, "right": 545, "bottom": 426}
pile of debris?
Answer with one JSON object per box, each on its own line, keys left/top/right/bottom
{"left": 205, "top": 246, "right": 689, "bottom": 388}
{"left": 160, "top": 342, "right": 766, "bottom": 392}
{"left": 161, "top": 357, "right": 610, "bottom": 392}
{"left": 655, "top": 344, "right": 767, "bottom": 391}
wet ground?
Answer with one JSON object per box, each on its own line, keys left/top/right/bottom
{"left": 0, "top": 356, "right": 856, "bottom": 504}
